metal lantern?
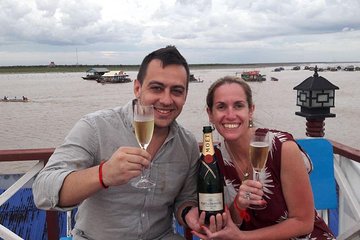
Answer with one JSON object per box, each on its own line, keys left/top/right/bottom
{"left": 293, "top": 66, "right": 339, "bottom": 137}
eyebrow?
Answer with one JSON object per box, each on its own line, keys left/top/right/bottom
{"left": 214, "top": 100, "right": 246, "bottom": 105}
{"left": 148, "top": 80, "right": 186, "bottom": 90}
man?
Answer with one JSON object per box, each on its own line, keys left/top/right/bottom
{"left": 33, "top": 46, "right": 199, "bottom": 239}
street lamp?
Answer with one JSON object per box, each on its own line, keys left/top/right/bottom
{"left": 293, "top": 66, "right": 339, "bottom": 137}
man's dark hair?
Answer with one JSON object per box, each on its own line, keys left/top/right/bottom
{"left": 137, "top": 45, "right": 190, "bottom": 89}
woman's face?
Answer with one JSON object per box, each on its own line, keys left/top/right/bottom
{"left": 207, "top": 82, "right": 254, "bottom": 141}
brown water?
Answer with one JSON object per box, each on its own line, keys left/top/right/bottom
{"left": 1, "top": 66, "right": 359, "bottom": 173}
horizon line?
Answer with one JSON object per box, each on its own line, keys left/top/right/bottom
{"left": 1, "top": 60, "right": 360, "bottom": 68}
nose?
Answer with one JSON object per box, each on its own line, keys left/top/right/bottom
{"left": 159, "top": 89, "right": 173, "bottom": 105}
{"left": 225, "top": 107, "right": 236, "bottom": 119}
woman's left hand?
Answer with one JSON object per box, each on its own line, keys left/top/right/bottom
{"left": 238, "top": 179, "right": 266, "bottom": 207}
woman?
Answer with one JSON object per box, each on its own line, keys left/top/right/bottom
{"left": 193, "top": 76, "right": 335, "bottom": 239}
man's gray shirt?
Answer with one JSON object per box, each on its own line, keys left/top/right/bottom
{"left": 33, "top": 100, "right": 200, "bottom": 240}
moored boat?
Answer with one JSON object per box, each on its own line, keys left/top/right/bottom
{"left": 189, "top": 74, "right": 203, "bottom": 83}
{"left": 97, "top": 71, "right": 132, "bottom": 84}
{"left": 82, "top": 68, "right": 109, "bottom": 80}
{"left": 237, "top": 70, "right": 266, "bottom": 82}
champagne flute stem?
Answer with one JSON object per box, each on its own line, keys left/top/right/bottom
{"left": 254, "top": 171, "right": 260, "bottom": 182}
{"left": 139, "top": 146, "right": 147, "bottom": 180}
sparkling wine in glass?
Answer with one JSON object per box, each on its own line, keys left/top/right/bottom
{"left": 249, "top": 131, "right": 269, "bottom": 209}
{"left": 131, "top": 103, "right": 155, "bottom": 188}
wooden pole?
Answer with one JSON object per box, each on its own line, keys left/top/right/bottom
{"left": 305, "top": 118, "right": 325, "bottom": 137}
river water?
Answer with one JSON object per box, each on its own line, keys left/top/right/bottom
{"left": 1, "top": 65, "right": 359, "bottom": 173}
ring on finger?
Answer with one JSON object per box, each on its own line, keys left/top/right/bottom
{"left": 244, "top": 192, "right": 251, "bottom": 200}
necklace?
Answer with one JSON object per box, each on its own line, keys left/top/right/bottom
{"left": 224, "top": 142, "right": 250, "bottom": 181}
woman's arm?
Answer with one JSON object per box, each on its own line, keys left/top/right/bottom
{"left": 240, "top": 140, "right": 315, "bottom": 240}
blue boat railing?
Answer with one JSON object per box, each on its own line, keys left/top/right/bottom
{"left": 1, "top": 140, "right": 360, "bottom": 240}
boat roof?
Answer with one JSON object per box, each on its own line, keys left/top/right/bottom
{"left": 86, "top": 68, "right": 109, "bottom": 73}
{"left": 242, "top": 70, "right": 260, "bottom": 75}
{"left": 102, "top": 70, "right": 129, "bottom": 77}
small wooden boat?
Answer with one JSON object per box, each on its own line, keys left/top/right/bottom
{"left": 1, "top": 97, "right": 29, "bottom": 102}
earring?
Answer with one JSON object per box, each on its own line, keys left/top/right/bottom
{"left": 249, "top": 119, "right": 254, "bottom": 128}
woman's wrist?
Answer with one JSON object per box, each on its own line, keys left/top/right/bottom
{"left": 234, "top": 199, "right": 250, "bottom": 222}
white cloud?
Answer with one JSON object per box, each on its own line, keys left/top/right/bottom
{"left": 0, "top": 0, "right": 359, "bottom": 65}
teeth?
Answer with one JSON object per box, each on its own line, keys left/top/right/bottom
{"left": 223, "top": 123, "right": 239, "bottom": 129}
{"left": 157, "top": 109, "right": 171, "bottom": 114}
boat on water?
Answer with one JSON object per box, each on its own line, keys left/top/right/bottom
{"left": 82, "top": 68, "right": 109, "bottom": 80}
{"left": 237, "top": 70, "right": 266, "bottom": 82}
{"left": 189, "top": 74, "right": 203, "bottom": 83}
{"left": 1, "top": 96, "right": 29, "bottom": 102}
{"left": 273, "top": 67, "right": 284, "bottom": 72}
{"left": 97, "top": 71, "right": 132, "bottom": 84}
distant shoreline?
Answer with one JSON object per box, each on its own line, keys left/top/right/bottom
{"left": 0, "top": 62, "right": 359, "bottom": 74}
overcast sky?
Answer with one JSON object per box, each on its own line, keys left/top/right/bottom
{"left": 1, "top": 0, "right": 359, "bottom": 66}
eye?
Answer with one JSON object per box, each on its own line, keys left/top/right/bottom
{"left": 234, "top": 102, "right": 246, "bottom": 109}
{"left": 215, "top": 103, "right": 226, "bottom": 111}
{"left": 171, "top": 87, "right": 185, "bottom": 96}
{"left": 150, "top": 85, "right": 163, "bottom": 93}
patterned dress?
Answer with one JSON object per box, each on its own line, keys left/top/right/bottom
{"left": 217, "top": 128, "right": 336, "bottom": 240}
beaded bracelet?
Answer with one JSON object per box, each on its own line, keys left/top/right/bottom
{"left": 234, "top": 199, "right": 250, "bottom": 222}
{"left": 99, "top": 161, "right": 109, "bottom": 189}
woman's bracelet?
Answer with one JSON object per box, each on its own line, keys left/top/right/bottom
{"left": 99, "top": 161, "right": 109, "bottom": 189}
{"left": 234, "top": 199, "right": 250, "bottom": 222}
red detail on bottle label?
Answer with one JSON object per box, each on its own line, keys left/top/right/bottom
{"left": 204, "top": 155, "right": 213, "bottom": 164}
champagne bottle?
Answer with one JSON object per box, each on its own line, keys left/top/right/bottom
{"left": 197, "top": 126, "right": 224, "bottom": 225}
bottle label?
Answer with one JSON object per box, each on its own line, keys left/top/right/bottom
{"left": 203, "top": 133, "right": 214, "bottom": 164}
{"left": 198, "top": 193, "right": 224, "bottom": 211}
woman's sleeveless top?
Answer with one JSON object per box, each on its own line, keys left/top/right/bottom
{"left": 218, "top": 128, "right": 336, "bottom": 239}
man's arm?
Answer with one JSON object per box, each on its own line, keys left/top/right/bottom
{"left": 58, "top": 165, "right": 102, "bottom": 207}
{"left": 59, "top": 146, "right": 151, "bottom": 207}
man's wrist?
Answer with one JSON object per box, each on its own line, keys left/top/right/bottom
{"left": 181, "top": 206, "right": 193, "bottom": 227}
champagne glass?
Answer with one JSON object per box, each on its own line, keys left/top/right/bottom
{"left": 248, "top": 131, "right": 269, "bottom": 209}
{"left": 131, "top": 102, "right": 155, "bottom": 188}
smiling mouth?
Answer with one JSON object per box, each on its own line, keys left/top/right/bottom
{"left": 155, "top": 108, "right": 172, "bottom": 115}
{"left": 223, "top": 123, "right": 240, "bottom": 129}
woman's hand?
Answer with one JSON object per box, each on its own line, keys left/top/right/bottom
{"left": 237, "top": 179, "right": 267, "bottom": 208}
{"left": 192, "top": 207, "right": 243, "bottom": 240}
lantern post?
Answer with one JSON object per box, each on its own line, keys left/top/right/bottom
{"left": 293, "top": 66, "right": 339, "bottom": 137}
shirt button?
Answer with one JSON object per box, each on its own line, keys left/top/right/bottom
{"left": 141, "top": 213, "right": 145, "bottom": 217}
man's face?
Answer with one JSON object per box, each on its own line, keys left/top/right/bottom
{"left": 134, "top": 59, "right": 188, "bottom": 129}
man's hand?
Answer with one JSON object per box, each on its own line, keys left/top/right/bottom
{"left": 102, "top": 146, "right": 151, "bottom": 186}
